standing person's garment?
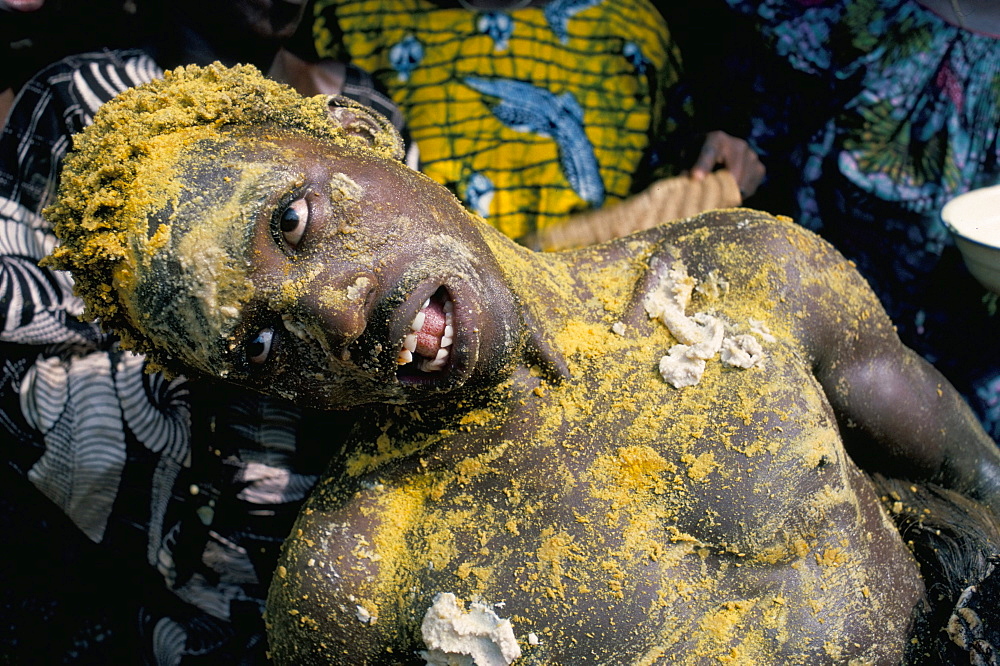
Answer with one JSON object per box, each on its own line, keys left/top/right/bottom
{"left": 726, "top": 0, "right": 1000, "bottom": 439}
{"left": 311, "top": 0, "right": 692, "bottom": 241}
{"left": 0, "top": 49, "right": 376, "bottom": 663}
{"left": 1, "top": 0, "right": 141, "bottom": 114}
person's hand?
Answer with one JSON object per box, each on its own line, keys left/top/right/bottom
{"left": 1, "top": 0, "right": 47, "bottom": 11}
{"left": 691, "top": 130, "right": 765, "bottom": 198}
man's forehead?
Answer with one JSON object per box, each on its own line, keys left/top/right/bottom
{"left": 125, "top": 136, "right": 290, "bottom": 378}
{"left": 141, "top": 131, "right": 302, "bottom": 235}
{"left": 155, "top": 127, "right": 288, "bottom": 173}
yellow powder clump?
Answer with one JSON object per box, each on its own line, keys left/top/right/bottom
{"left": 425, "top": 528, "right": 460, "bottom": 572}
{"left": 458, "top": 408, "right": 499, "bottom": 428}
{"left": 590, "top": 445, "right": 674, "bottom": 499}
{"left": 815, "top": 547, "right": 850, "bottom": 568}
{"left": 680, "top": 450, "right": 719, "bottom": 482}
{"left": 529, "top": 528, "right": 585, "bottom": 601}
{"left": 346, "top": 423, "right": 454, "bottom": 477}
{"left": 699, "top": 600, "right": 755, "bottom": 642}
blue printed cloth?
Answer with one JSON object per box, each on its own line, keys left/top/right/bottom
{"left": 728, "top": 0, "right": 1000, "bottom": 439}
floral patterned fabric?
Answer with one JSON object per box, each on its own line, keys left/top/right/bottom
{"left": 728, "top": 0, "right": 1000, "bottom": 440}
{"left": 311, "top": 0, "right": 692, "bottom": 241}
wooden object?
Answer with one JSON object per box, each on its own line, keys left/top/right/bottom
{"left": 526, "top": 170, "right": 742, "bottom": 251}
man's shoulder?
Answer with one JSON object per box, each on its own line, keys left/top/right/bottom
{"left": 670, "top": 207, "right": 801, "bottom": 238}
{"left": 635, "top": 207, "right": 861, "bottom": 314}
{"left": 643, "top": 207, "right": 830, "bottom": 262}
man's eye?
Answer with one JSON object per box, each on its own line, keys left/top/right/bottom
{"left": 247, "top": 328, "right": 274, "bottom": 364}
{"left": 278, "top": 199, "right": 309, "bottom": 248}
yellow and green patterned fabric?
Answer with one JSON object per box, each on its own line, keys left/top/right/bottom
{"left": 313, "top": 0, "right": 687, "bottom": 240}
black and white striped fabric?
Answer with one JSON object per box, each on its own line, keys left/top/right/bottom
{"left": 0, "top": 50, "right": 364, "bottom": 663}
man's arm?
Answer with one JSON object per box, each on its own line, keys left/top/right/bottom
{"left": 784, "top": 225, "right": 1000, "bottom": 515}
{"left": 819, "top": 342, "right": 1000, "bottom": 512}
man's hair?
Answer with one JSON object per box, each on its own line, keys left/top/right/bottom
{"left": 45, "top": 62, "right": 401, "bottom": 374}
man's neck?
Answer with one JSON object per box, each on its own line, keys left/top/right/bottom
{"left": 476, "top": 224, "right": 576, "bottom": 384}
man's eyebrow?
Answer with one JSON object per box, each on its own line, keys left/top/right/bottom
{"left": 235, "top": 166, "right": 306, "bottom": 222}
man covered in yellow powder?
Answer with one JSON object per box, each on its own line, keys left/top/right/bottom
{"left": 47, "top": 64, "right": 1000, "bottom": 664}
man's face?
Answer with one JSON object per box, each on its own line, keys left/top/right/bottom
{"left": 129, "top": 129, "right": 524, "bottom": 408}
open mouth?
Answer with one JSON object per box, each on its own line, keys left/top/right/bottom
{"left": 395, "top": 287, "right": 455, "bottom": 377}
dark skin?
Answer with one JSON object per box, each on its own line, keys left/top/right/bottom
{"left": 129, "top": 130, "right": 1000, "bottom": 664}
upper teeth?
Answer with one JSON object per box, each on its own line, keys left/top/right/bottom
{"left": 396, "top": 296, "right": 455, "bottom": 371}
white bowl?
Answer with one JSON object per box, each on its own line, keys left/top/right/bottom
{"left": 941, "top": 185, "right": 1000, "bottom": 294}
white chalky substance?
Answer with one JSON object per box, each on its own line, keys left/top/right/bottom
{"left": 420, "top": 593, "right": 521, "bottom": 666}
{"left": 658, "top": 346, "right": 708, "bottom": 389}
{"left": 644, "top": 259, "right": 766, "bottom": 387}
{"left": 748, "top": 317, "right": 776, "bottom": 343}
{"left": 721, "top": 334, "right": 764, "bottom": 369}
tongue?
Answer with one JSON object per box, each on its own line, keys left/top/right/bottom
{"left": 415, "top": 301, "right": 446, "bottom": 357}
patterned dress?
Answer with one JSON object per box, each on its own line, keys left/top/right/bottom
{"left": 726, "top": 0, "right": 1000, "bottom": 440}
{"left": 0, "top": 50, "right": 394, "bottom": 663}
{"left": 311, "top": 0, "right": 691, "bottom": 241}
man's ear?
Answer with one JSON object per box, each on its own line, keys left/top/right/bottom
{"left": 326, "top": 95, "right": 404, "bottom": 161}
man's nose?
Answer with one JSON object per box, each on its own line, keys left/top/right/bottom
{"left": 286, "top": 267, "right": 378, "bottom": 351}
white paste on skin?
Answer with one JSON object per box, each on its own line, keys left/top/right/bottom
{"left": 419, "top": 593, "right": 521, "bottom": 666}
{"left": 644, "top": 260, "right": 766, "bottom": 388}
